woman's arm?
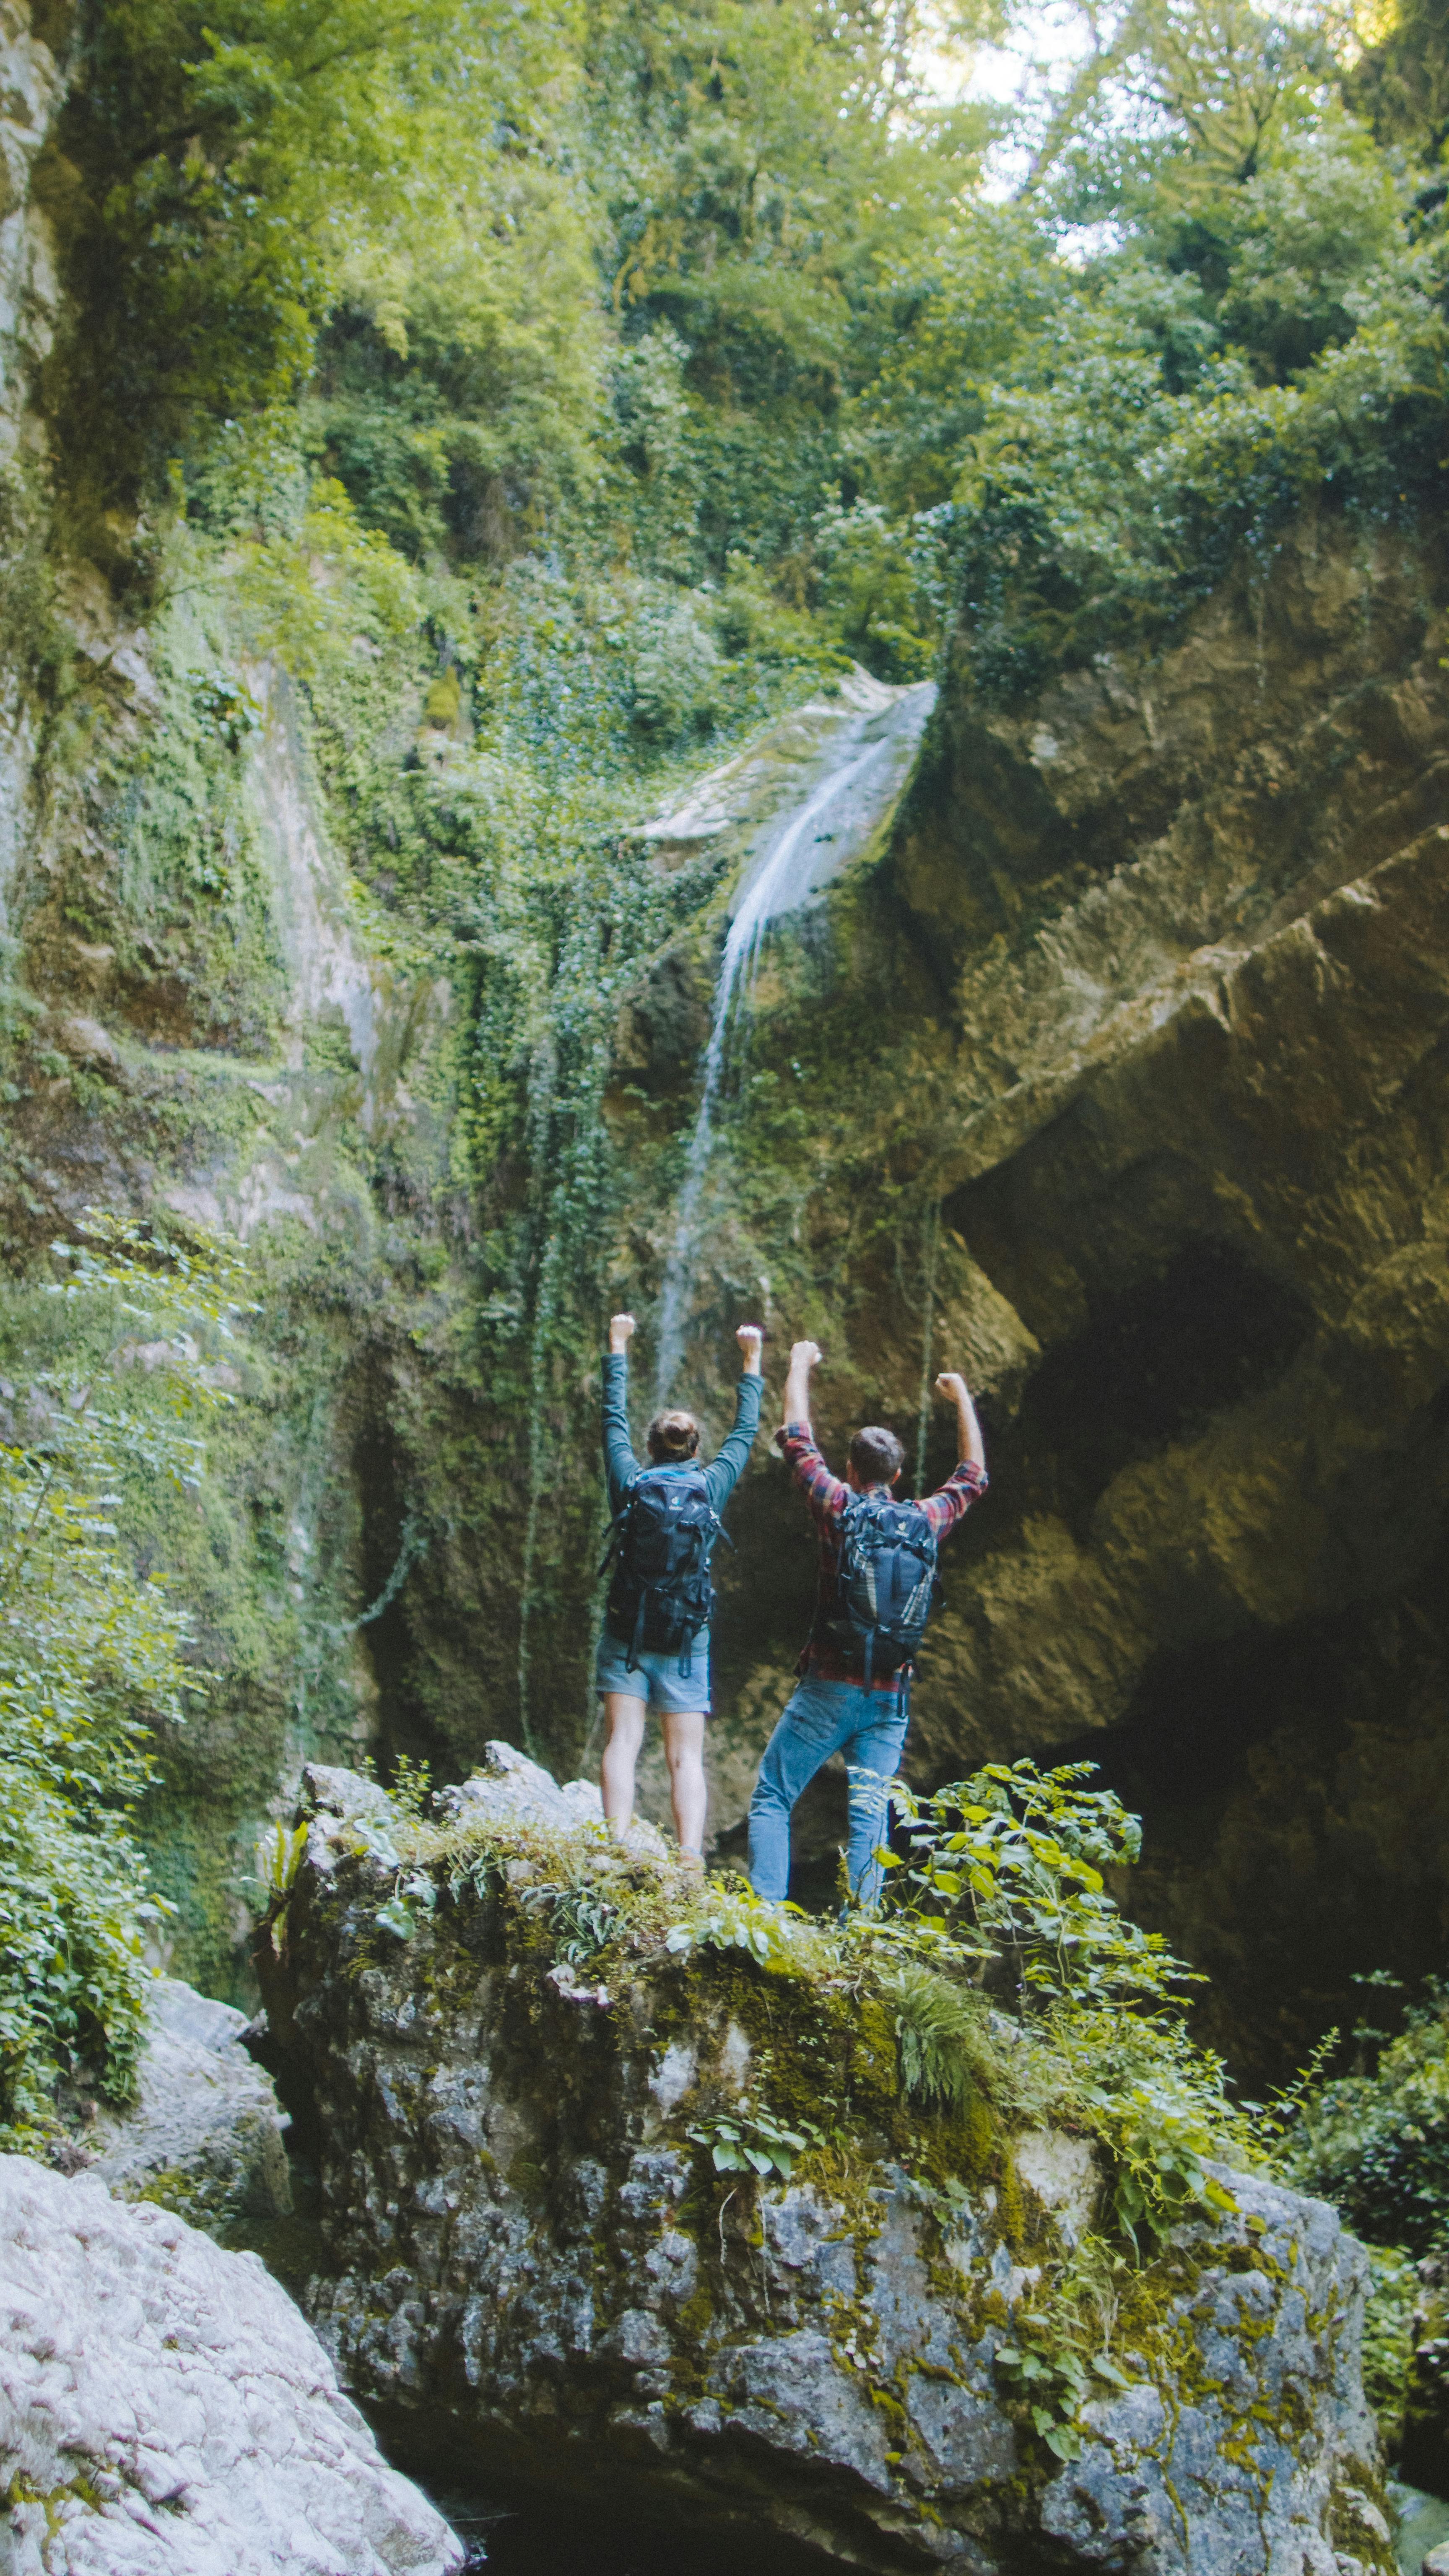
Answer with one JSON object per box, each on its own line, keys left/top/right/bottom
{"left": 601, "top": 1313, "right": 641, "bottom": 1510}
{"left": 704, "top": 1323, "right": 763, "bottom": 1510}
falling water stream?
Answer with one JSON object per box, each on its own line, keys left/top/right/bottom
{"left": 652, "top": 670, "right": 937, "bottom": 1399}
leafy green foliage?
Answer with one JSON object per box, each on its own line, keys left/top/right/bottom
{"left": 877, "top": 1957, "right": 1000, "bottom": 2110}
{"left": 872, "top": 1764, "right": 1242, "bottom": 2249}
{"left": 880, "top": 1760, "right": 1193, "bottom": 2010}
{"left": 1264, "top": 1980, "right": 1449, "bottom": 2447}
{"left": 664, "top": 1880, "right": 824, "bottom": 1973}
{"left": 0, "top": 1781, "right": 160, "bottom": 2137}
{"left": 853, "top": 7, "right": 1448, "bottom": 692}
{"left": 1359, "top": 2242, "right": 1420, "bottom": 2449}
{"left": 1278, "top": 1981, "right": 1449, "bottom": 2253}
{"left": 42, "top": 0, "right": 587, "bottom": 535}
{"left": 687, "top": 2098, "right": 808, "bottom": 2180}
{"left": 0, "top": 1216, "right": 253, "bottom": 2138}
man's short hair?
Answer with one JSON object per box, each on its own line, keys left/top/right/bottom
{"left": 849, "top": 1424, "right": 904, "bottom": 1486}
{"left": 646, "top": 1408, "right": 701, "bottom": 1462}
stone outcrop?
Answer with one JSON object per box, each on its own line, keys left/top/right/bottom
{"left": 0, "top": 2153, "right": 462, "bottom": 2576}
{"left": 78, "top": 1977, "right": 291, "bottom": 2231}
{"left": 259, "top": 1761, "right": 1392, "bottom": 2576}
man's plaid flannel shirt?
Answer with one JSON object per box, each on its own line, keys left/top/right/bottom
{"left": 778, "top": 1422, "right": 988, "bottom": 1691}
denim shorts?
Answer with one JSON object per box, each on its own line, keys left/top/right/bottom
{"left": 595, "top": 1628, "right": 711, "bottom": 1714}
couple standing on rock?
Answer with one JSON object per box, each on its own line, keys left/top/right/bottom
{"left": 597, "top": 1312, "right": 988, "bottom": 1901}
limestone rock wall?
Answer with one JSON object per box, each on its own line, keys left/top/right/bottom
{"left": 641, "top": 512, "right": 1449, "bottom": 2078}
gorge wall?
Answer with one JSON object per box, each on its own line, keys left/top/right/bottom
{"left": 3, "top": 0, "right": 1447, "bottom": 2097}
{"left": 647, "top": 514, "right": 1449, "bottom": 2083}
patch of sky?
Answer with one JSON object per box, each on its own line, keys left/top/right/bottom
{"left": 914, "top": 1, "right": 1097, "bottom": 197}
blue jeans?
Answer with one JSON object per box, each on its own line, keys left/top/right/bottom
{"left": 748, "top": 1672, "right": 909, "bottom": 1910}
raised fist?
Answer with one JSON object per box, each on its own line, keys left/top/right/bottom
{"left": 935, "top": 1370, "right": 969, "bottom": 1401}
{"left": 791, "top": 1340, "right": 823, "bottom": 1369}
{"left": 608, "top": 1313, "right": 637, "bottom": 1355}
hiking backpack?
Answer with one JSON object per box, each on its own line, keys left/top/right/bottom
{"left": 823, "top": 1493, "right": 939, "bottom": 1685}
{"left": 602, "top": 1465, "right": 726, "bottom": 1676}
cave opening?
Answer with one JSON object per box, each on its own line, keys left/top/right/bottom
{"left": 1047, "top": 1554, "right": 1449, "bottom": 2092}
{"left": 1016, "top": 1235, "right": 1314, "bottom": 1519}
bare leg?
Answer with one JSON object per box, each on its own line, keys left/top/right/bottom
{"left": 662, "top": 1708, "right": 707, "bottom": 1857}
{"left": 601, "top": 1693, "right": 647, "bottom": 1836}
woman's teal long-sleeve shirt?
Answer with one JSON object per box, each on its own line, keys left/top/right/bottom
{"left": 600, "top": 1354, "right": 763, "bottom": 1517}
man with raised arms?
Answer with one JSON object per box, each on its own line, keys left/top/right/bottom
{"left": 748, "top": 1339, "right": 987, "bottom": 1907}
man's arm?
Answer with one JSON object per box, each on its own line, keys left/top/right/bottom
{"left": 776, "top": 1340, "right": 848, "bottom": 1525}
{"left": 705, "top": 1323, "right": 764, "bottom": 1509}
{"left": 601, "top": 1312, "right": 641, "bottom": 1509}
{"left": 781, "top": 1337, "right": 821, "bottom": 1432}
{"left": 919, "top": 1369, "right": 988, "bottom": 1540}
{"left": 936, "top": 1371, "right": 986, "bottom": 1475}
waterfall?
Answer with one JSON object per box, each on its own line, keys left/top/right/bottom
{"left": 653, "top": 673, "right": 936, "bottom": 1401}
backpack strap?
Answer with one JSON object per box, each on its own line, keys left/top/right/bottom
{"left": 597, "top": 1475, "right": 639, "bottom": 1579}
{"left": 626, "top": 1583, "right": 648, "bottom": 1673}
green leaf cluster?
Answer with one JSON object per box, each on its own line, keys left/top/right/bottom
{"left": 686, "top": 2097, "right": 808, "bottom": 2179}
{"left": 880, "top": 1759, "right": 1192, "bottom": 2012}
{"left": 1277, "top": 1981, "right": 1449, "bottom": 2254}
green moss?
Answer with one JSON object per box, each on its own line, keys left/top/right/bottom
{"left": 3, "top": 2465, "right": 111, "bottom": 2532}
{"left": 912, "top": 2089, "right": 1001, "bottom": 2189}
{"left": 423, "top": 668, "right": 462, "bottom": 727}
{"left": 995, "top": 2154, "right": 1027, "bottom": 2253}
{"left": 134, "top": 2166, "right": 209, "bottom": 2218}
{"left": 676, "top": 2280, "right": 714, "bottom": 2346}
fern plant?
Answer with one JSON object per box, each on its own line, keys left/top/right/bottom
{"left": 877, "top": 1959, "right": 997, "bottom": 2112}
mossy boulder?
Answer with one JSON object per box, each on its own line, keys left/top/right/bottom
{"left": 257, "top": 1762, "right": 1392, "bottom": 2576}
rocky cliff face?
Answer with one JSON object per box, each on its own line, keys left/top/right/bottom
{"left": 256, "top": 1759, "right": 1394, "bottom": 2576}
{"left": 906, "top": 518, "right": 1449, "bottom": 2080}
{"left": 628, "top": 514, "right": 1449, "bottom": 2081}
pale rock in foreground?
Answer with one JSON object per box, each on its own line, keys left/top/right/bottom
{"left": 84, "top": 1977, "right": 291, "bottom": 2230}
{"left": 0, "top": 2156, "right": 462, "bottom": 2576}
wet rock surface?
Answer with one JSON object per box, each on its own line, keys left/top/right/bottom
{"left": 263, "top": 1763, "right": 1391, "bottom": 2576}
{"left": 0, "top": 2153, "right": 462, "bottom": 2576}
